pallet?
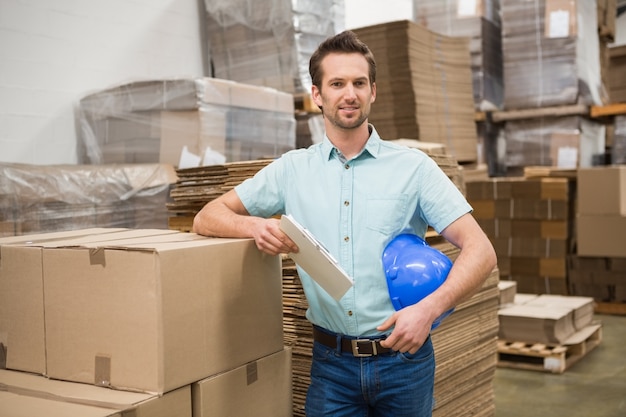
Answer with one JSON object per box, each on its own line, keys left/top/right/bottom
{"left": 496, "top": 325, "right": 602, "bottom": 374}
{"left": 293, "top": 93, "right": 321, "bottom": 114}
{"left": 594, "top": 302, "right": 626, "bottom": 316}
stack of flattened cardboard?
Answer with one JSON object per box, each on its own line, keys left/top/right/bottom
{"left": 500, "top": 0, "right": 603, "bottom": 110}
{"left": 352, "top": 20, "right": 478, "bottom": 163}
{"left": 467, "top": 176, "right": 575, "bottom": 294}
{"left": 167, "top": 159, "right": 272, "bottom": 231}
{"left": 413, "top": 0, "right": 503, "bottom": 111}
{"left": 498, "top": 293, "right": 597, "bottom": 345}
{"left": 282, "top": 242, "right": 501, "bottom": 417}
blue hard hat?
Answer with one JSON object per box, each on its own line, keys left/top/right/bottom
{"left": 382, "top": 233, "right": 454, "bottom": 329}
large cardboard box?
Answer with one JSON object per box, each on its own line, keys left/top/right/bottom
{"left": 577, "top": 166, "right": 626, "bottom": 216}
{"left": 1, "top": 229, "right": 284, "bottom": 394}
{"left": 192, "top": 348, "right": 292, "bottom": 417}
{"left": 0, "top": 228, "right": 128, "bottom": 374}
{"left": 0, "top": 369, "right": 191, "bottom": 417}
{"left": 577, "top": 214, "right": 626, "bottom": 258}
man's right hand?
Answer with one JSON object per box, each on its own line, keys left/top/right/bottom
{"left": 250, "top": 217, "right": 299, "bottom": 256}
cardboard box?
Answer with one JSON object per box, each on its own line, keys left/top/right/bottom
{"left": 577, "top": 214, "right": 626, "bottom": 258}
{"left": 2, "top": 229, "right": 284, "bottom": 394}
{"left": 577, "top": 166, "right": 626, "bottom": 216}
{"left": 0, "top": 229, "right": 128, "bottom": 374}
{"left": 478, "top": 218, "right": 568, "bottom": 239}
{"left": 192, "top": 348, "right": 292, "bottom": 417}
{"left": 0, "top": 369, "right": 191, "bottom": 417}
{"left": 491, "top": 237, "right": 568, "bottom": 258}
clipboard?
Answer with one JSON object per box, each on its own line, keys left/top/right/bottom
{"left": 279, "top": 214, "right": 354, "bottom": 301}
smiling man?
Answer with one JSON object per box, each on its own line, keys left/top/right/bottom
{"left": 192, "top": 30, "right": 496, "bottom": 417}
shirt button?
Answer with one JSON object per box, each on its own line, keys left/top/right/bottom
{"left": 344, "top": 164, "right": 350, "bottom": 169}
{"left": 344, "top": 236, "right": 349, "bottom": 242}
{"left": 344, "top": 200, "right": 350, "bottom": 206}
{"left": 348, "top": 310, "right": 353, "bottom": 316}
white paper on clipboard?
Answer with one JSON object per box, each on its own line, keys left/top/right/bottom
{"left": 279, "top": 214, "right": 354, "bottom": 301}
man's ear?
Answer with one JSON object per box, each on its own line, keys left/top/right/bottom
{"left": 371, "top": 82, "right": 376, "bottom": 103}
{"left": 311, "top": 85, "right": 323, "bottom": 107}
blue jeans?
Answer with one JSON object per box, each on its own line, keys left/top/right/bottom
{"left": 305, "top": 332, "right": 435, "bottom": 417}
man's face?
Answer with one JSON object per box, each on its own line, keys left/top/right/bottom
{"left": 312, "top": 53, "right": 376, "bottom": 131}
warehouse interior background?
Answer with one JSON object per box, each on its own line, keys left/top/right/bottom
{"left": 1, "top": 0, "right": 623, "bottom": 166}
{"left": 0, "top": 0, "right": 412, "bottom": 165}
{"left": 1, "top": 1, "right": 626, "bottom": 417}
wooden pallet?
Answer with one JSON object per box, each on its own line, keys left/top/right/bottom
{"left": 496, "top": 325, "right": 602, "bottom": 374}
{"left": 293, "top": 93, "right": 321, "bottom": 114}
{"left": 594, "top": 302, "right": 626, "bottom": 316}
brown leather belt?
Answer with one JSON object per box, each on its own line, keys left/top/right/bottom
{"left": 313, "top": 327, "right": 392, "bottom": 357}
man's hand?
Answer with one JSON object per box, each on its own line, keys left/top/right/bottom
{"left": 377, "top": 302, "right": 437, "bottom": 354}
{"left": 251, "top": 217, "right": 299, "bottom": 256}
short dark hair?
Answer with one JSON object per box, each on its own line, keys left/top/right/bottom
{"left": 309, "top": 30, "right": 377, "bottom": 89}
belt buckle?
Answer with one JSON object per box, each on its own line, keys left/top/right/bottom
{"left": 351, "top": 339, "right": 377, "bottom": 357}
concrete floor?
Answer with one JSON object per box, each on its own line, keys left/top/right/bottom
{"left": 493, "top": 314, "right": 626, "bottom": 417}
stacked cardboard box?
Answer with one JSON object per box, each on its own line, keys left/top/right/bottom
{"left": 352, "top": 20, "right": 479, "bottom": 163}
{"left": 204, "top": 0, "right": 344, "bottom": 94}
{"left": 413, "top": 0, "right": 503, "bottom": 111}
{"left": 0, "top": 369, "right": 191, "bottom": 417}
{"left": 77, "top": 78, "right": 296, "bottom": 166}
{"left": 467, "top": 177, "right": 575, "bottom": 294}
{"left": 503, "top": 116, "right": 606, "bottom": 173}
{"left": 568, "top": 256, "right": 626, "bottom": 303}
{"left": 500, "top": 0, "right": 603, "bottom": 110}
{"left": 0, "top": 229, "right": 292, "bottom": 416}
{"left": 577, "top": 166, "right": 626, "bottom": 258}
{"left": 498, "top": 294, "right": 596, "bottom": 344}
{"left": 0, "top": 163, "right": 176, "bottom": 237}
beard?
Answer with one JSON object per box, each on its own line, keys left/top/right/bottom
{"left": 324, "top": 106, "right": 369, "bottom": 130}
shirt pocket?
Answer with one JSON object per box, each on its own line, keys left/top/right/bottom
{"left": 365, "top": 194, "right": 408, "bottom": 234}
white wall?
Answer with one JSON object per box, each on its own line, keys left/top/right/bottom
{"left": 0, "top": 0, "right": 204, "bottom": 165}
{"left": 344, "top": 0, "right": 413, "bottom": 30}
{"left": 0, "top": 0, "right": 416, "bottom": 166}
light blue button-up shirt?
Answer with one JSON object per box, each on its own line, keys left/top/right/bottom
{"left": 236, "top": 125, "right": 472, "bottom": 337}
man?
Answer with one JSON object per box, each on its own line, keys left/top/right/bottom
{"left": 193, "top": 30, "right": 497, "bottom": 417}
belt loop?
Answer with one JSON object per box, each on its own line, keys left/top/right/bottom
{"left": 335, "top": 333, "right": 342, "bottom": 354}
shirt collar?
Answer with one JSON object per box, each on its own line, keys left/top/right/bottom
{"left": 321, "top": 124, "right": 382, "bottom": 161}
